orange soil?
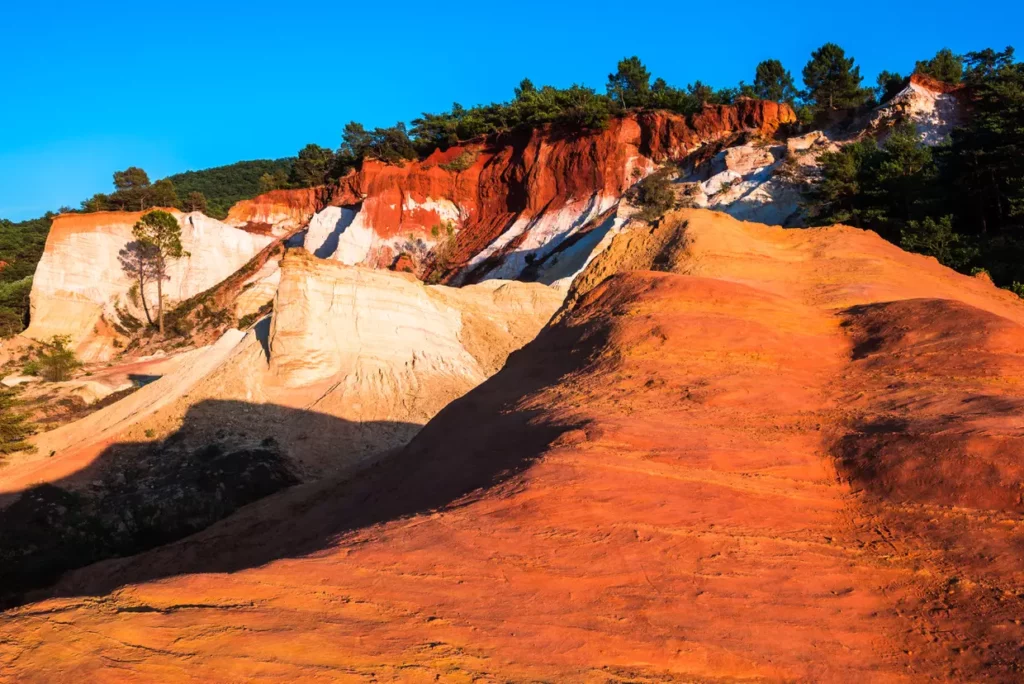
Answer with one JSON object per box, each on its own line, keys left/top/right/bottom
{"left": 2, "top": 210, "right": 1022, "bottom": 681}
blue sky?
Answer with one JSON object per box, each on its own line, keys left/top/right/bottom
{"left": 2, "top": 0, "right": 1021, "bottom": 220}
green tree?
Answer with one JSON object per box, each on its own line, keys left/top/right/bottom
{"left": 753, "top": 59, "right": 798, "bottom": 103}
{"left": 29, "top": 335, "right": 82, "bottom": 382}
{"left": 875, "top": 71, "right": 906, "bottom": 102}
{"left": 937, "top": 49, "right": 1024, "bottom": 282}
{"left": 183, "top": 191, "right": 208, "bottom": 213}
{"left": 113, "top": 167, "right": 150, "bottom": 191}
{"left": 803, "top": 139, "right": 877, "bottom": 227}
{"left": 132, "top": 210, "right": 188, "bottom": 335}
{"left": 870, "top": 122, "right": 937, "bottom": 227}
{"left": 149, "top": 179, "right": 178, "bottom": 208}
{"left": 631, "top": 167, "right": 677, "bottom": 221}
{"left": 687, "top": 81, "right": 715, "bottom": 105}
{"left": 802, "top": 43, "right": 871, "bottom": 111}
{"left": 914, "top": 48, "right": 963, "bottom": 84}
{"left": 340, "top": 121, "right": 373, "bottom": 159}
{"left": 962, "top": 46, "right": 1015, "bottom": 84}
{"left": 257, "top": 170, "right": 289, "bottom": 194}
{"left": 607, "top": 56, "right": 651, "bottom": 108}
{"left": 804, "top": 122, "right": 938, "bottom": 237}
{"left": 165, "top": 159, "right": 295, "bottom": 219}
{"left": 289, "top": 144, "right": 335, "bottom": 187}
{"left": 0, "top": 387, "right": 33, "bottom": 456}
{"left": 111, "top": 167, "right": 153, "bottom": 211}
{"left": 900, "top": 215, "right": 977, "bottom": 269}
{"left": 514, "top": 78, "right": 536, "bottom": 100}
{"left": 118, "top": 240, "right": 160, "bottom": 326}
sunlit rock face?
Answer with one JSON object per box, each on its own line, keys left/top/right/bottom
{"left": 26, "top": 210, "right": 274, "bottom": 359}
{"left": 305, "top": 102, "right": 796, "bottom": 281}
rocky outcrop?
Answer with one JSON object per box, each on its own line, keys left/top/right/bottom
{"left": 268, "top": 249, "right": 565, "bottom": 407}
{"left": 225, "top": 187, "right": 323, "bottom": 235}
{"left": 871, "top": 72, "right": 964, "bottom": 143}
{"left": 680, "top": 76, "right": 966, "bottom": 227}
{"left": 0, "top": 252, "right": 563, "bottom": 600}
{"left": 6, "top": 210, "right": 1022, "bottom": 680}
{"left": 25, "top": 210, "right": 275, "bottom": 360}
{"left": 306, "top": 104, "right": 796, "bottom": 282}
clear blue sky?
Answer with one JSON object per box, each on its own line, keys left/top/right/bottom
{"left": 2, "top": 0, "right": 1020, "bottom": 221}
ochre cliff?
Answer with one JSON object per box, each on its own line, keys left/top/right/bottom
{"left": 0, "top": 251, "right": 564, "bottom": 604}
{"left": 25, "top": 210, "right": 275, "bottom": 360}
{"left": 306, "top": 103, "right": 796, "bottom": 282}
{"left": 225, "top": 187, "right": 324, "bottom": 235}
{"left": 4, "top": 210, "right": 1021, "bottom": 681}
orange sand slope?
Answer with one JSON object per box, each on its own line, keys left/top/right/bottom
{"left": 2, "top": 209, "right": 1023, "bottom": 682}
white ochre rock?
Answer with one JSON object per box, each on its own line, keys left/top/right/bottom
{"left": 267, "top": 249, "right": 565, "bottom": 403}
{"left": 26, "top": 210, "right": 274, "bottom": 359}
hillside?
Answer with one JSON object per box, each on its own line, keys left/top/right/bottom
{"left": 2, "top": 44, "right": 1024, "bottom": 682}
{"left": 163, "top": 158, "right": 295, "bottom": 219}
{"left": 3, "top": 210, "right": 1022, "bottom": 680}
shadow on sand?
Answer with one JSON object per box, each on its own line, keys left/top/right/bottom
{"left": 0, "top": 315, "right": 597, "bottom": 609}
{"left": 0, "top": 402, "right": 417, "bottom": 609}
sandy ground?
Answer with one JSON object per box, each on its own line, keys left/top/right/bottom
{"left": 1, "top": 211, "right": 1022, "bottom": 680}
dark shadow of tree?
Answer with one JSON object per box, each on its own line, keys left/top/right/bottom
{"left": 1, "top": 316, "right": 600, "bottom": 610}
{"left": 0, "top": 402, "right": 420, "bottom": 609}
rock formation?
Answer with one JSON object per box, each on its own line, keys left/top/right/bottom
{"left": 0, "top": 253, "right": 563, "bottom": 603}
{"left": 225, "top": 187, "right": 324, "bottom": 235}
{"left": 3, "top": 209, "right": 1022, "bottom": 680}
{"left": 675, "top": 74, "right": 964, "bottom": 227}
{"left": 25, "top": 210, "right": 276, "bottom": 359}
{"left": 305, "top": 103, "right": 796, "bottom": 282}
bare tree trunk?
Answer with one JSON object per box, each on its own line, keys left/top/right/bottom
{"left": 138, "top": 272, "right": 153, "bottom": 326}
{"left": 157, "top": 272, "right": 164, "bottom": 336}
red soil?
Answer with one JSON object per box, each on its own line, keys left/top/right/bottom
{"left": 3, "top": 210, "right": 1021, "bottom": 681}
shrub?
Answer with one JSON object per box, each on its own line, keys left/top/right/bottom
{"left": 427, "top": 222, "right": 458, "bottom": 284}
{"left": 631, "top": 167, "right": 677, "bottom": 221}
{"left": 439, "top": 150, "right": 477, "bottom": 172}
{"left": 0, "top": 387, "right": 34, "bottom": 456}
{"left": 26, "top": 335, "right": 81, "bottom": 382}
{"left": 900, "top": 215, "right": 978, "bottom": 270}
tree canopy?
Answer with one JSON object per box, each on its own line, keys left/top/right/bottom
{"left": 914, "top": 48, "right": 963, "bottom": 84}
{"left": 804, "top": 46, "right": 1024, "bottom": 289}
{"left": 132, "top": 210, "right": 188, "bottom": 335}
{"left": 753, "top": 59, "right": 798, "bottom": 103}
{"left": 607, "top": 56, "right": 652, "bottom": 108}
{"left": 802, "top": 43, "right": 871, "bottom": 111}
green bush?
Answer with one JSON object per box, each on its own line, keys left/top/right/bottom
{"left": 900, "top": 216, "right": 978, "bottom": 269}
{"left": 631, "top": 168, "right": 677, "bottom": 221}
{"left": 439, "top": 150, "right": 477, "bottom": 172}
{"left": 0, "top": 387, "right": 34, "bottom": 456}
{"left": 26, "top": 335, "right": 82, "bottom": 382}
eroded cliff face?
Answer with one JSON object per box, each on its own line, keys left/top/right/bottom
{"left": 225, "top": 187, "right": 324, "bottom": 235}
{"left": 6, "top": 210, "right": 1022, "bottom": 681}
{"left": 0, "top": 248, "right": 564, "bottom": 604}
{"left": 268, "top": 249, "right": 565, "bottom": 399}
{"left": 673, "top": 74, "right": 967, "bottom": 228}
{"left": 26, "top": 210, "right": 276, "bottom": 359}
{"left": 305, "top": 103, "right": 797, "bottom": 282}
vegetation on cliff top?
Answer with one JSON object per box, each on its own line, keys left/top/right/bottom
{"left": 804, "top": 47, "right": 1024, "bottom": 288}
{"left": 0, "top": 215, "right": 51, "bottom": 337}
{"left": 1, "top": 43, "right": 1022, "bottom": 341}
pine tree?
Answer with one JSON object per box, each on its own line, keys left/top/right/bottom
{"left": 914, "top": 48, "right": 963, "bottom": 84}
{"left": 184, "top": 191, "right": 208, "bottom": 213}
{"left": 606, "top": 56, "right": 651, "bottom": 108}
{"left": 802, "top": 43, "right": 871, "bottom": 111}
{"left": 0, "top": 386, "right": 33, "bottom": 456}
{"left": 753, "top": 59, "right": 798, "bottom": 103}
{"left": 132, "top": 210, "right": 189, "bottom": 335}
